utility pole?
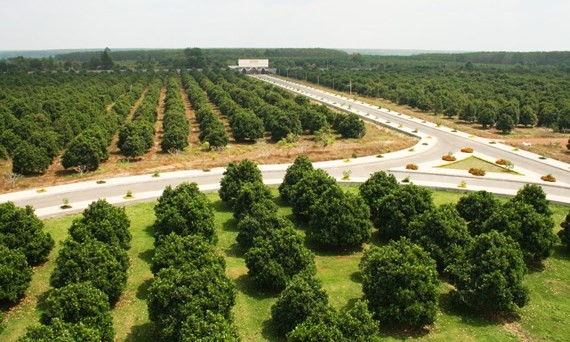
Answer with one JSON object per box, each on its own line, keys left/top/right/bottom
{"left": 332, "top": 78, "right": 335, "bottom": 90}
{"left": 317, "top": 74, "right": 319, "bottom": 85}
{"left": 349, "top": 77, "right": 352, "bottom": 96}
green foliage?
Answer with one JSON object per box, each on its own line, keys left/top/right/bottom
{"left": 270, "top": 272, "right": 329, "bottom": 336}
{"left": 245, "top": 227, "right": 316, "bottom": 291}
{"left": 148, "top": 265, "right": 236, "bottom": 341}
{"left": 12, "top": 141, "right": 50, "bottom": 175}
{"left": 154, "top": 182, "right": 217, "bottom": 244}
{"left": 290, "top": 169, "right": 337, "bottom": 222}
{"left": 448, "top": 231, "right": 529, "bottom": 314}
{"left": 374, "top": 184, "right": 435, "bottom": 240}
{"left": 19, "top": 318, "right": 103, "bottom": 342}
{"left": 513, "top": 184, "right": 552, "bottom": 215}
{"left": 0, "top": 202, "right": 54, "bottom": 266}
{"left": 61, "top": 134, "right": 103, "bottom": 171}
{"left": 337, "top": 113, "right": 366, "bottom": 139}
{"left": 219, "top": 159, "right": 263, "bottom": 207}
{"left": 559, "top": 210, "right": 570, "bottom": 250}
{"left": 279, "top": 155, "right": 314, "bottom": 204}
{"left": 496, "top": 114, "right": 514, "bottom": 133}
{"left": 50, "top": 239, "right": 129, "bottom": 303}
{"left": 408, "top": 204, "right": 472, "bottom": 273}
{"left": 100, "top": 48, "right": 114, "bottom": 70}
{"left": 231, "top": 110, "right": 264, "bottom": 142}
{"left": 69, "top": 199, "right": 131, "bottom": 250}
{"left": 360, "top": 238, "right": 439, "bottom": 327}
{"left": 270, "top": 111, "right": 302, "bottom": 141}
{"left": 151, "top": 234, "right": 225, "bottom": 275}
{"left": 179, "top": 310, "right": 240, "bottom": 342}
{"left": 41, "top": 282, "right": 114, "bottom": 342}
{"left": 0, "top": 245, "right": 32, "bottom": 303}
{"left": 456, "top": 190, "right": 501, "bottom": 235}
{"left": 236, "top": 201, "right": 291, "bottom": 250}
{"left": 359, "top": 171, "right": 399, "bottom": 219}
{"left": 308, "top": 186, "right": 372, "bottom": 249}
{"left": 233, "top": 182, "right": 272, "bottom": 220}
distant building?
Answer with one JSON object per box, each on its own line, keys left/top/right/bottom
{"left": 229, "top": 59, "right": 276, "bottom": 74}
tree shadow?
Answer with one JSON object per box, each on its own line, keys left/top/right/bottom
{"left": 551, "top": 245, "right": 570, "bottom": 262}
{"left": 143, "top": 224, "right": 155, "bottom": 238}
{"left": 223, "top": 217, "right": 239, "bottom": 232}
{"left": 124, "top": 322, "right": 157, "bottom": 342}
{"left": 136, "top": 278, "right": 153, "bottom": 300}
{"left": 378, "top": 325, "right": 430, "bottom": 340}
{"left": 234, "top": 274, "right": 277, "bottom": 300}
{"left": 370, "top": 229, "right": 390, "bottom": 248}
{"left": 211, "top": 199, "right": 231, "bottom": 214}
{"left": 438, "top": 291, "right": 510, "bottom": 328}
{"left": 138, "top": 249, "right": 154, "bottom": 264}
{"left": 34, "top": 289, "right": 51, "bottom": 315}
{"left": 350, "top": 270, "right": 363, "bottom": 284}
{"left": 261, "top": 318, "right": 285, "bottom": 342}
{"left": 305, "top": 239, "right": 362, "bottom": 257}
{"left": 224, "top": 242, "right": 245, "bottom": 258}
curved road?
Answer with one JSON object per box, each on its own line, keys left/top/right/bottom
{"left": 1, "top": 75, "right": 569, "bottom": 218}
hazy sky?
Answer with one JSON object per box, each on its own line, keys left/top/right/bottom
{"left": 0, "top": 0, "right": 568, "bottom": 51}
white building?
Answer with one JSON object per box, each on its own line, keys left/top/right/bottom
{"left": 229, "top": 59, "right": 275, "bottom": 74}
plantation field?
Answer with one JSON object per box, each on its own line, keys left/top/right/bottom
{"left": 1, "top": 187, "right": 569, "bottom": 341}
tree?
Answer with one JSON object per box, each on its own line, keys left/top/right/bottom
{"left": 100, "top": 48, "right": 113, "bottom": 70}
{"left": 148, "top": 265, "right": 236, "bottom": 341}
{"left": 337, "top": 113, "right": 366, "bottom": 138}
{"left": 308, "top": 186, "right": 372, "bottom": 249}
{"left": 360, "top": 238, "right": 439, "bottom": 327}
{"left": 179, "top": 311, "right": 240, "bottom": 342}
{"left": 41, "top": 282, "right": 114, "bottom": 342}
{"left": 559, "top": 210, "right": 570, "bottom": 251}
{"left": 0, "top": 245, "right": 32, "bottom": 303}
{"left": 219, "top": 159, "right": 263, "bottom": 207}
{"left": 120, "top": 134, "right": 147, "bottom": 159}
{"left": 12, "top": 141, "right": 50, "bottom": 175}
{"left": 290, "top": 169, "right": 337, "bottom": 222}
{"left": 375, "top": 184, "right": 435, "bottom": 240}
{"left": 447, "top": 231, "right": 529, "bottom": 314}
{"left": 279, "top": 155, "right": 314, "bottom": 204}
{"left": 204, "top": 125, "right": 229, "bottom": 150}
{"left": 151, "top": 234, "right": 225, "bottom": 275}
{"left": 270, "top": 111, "right": 302, "bottom": 141}
{"left": 160, "top": 125, "right": 189, "bottom": 153}
{"left": 482, "top": 200, "right": 557, "bottom": 264}
{"left": 520, "top": 105, "right": 538, "bottom": 127}
{"left": 20, "top": 318, "right": 103, "bottom": 342}
{"left": 50, "top": 239, "right": 129, "bottom": 303}
{"left": 236, "top": 201, "right": 290, "bottom": 250}
{"left": 456, "top": 190, "right": 501, "bottom": 235}
{"left": 359, "top": 171, "right": 399, "bottom": 218}
{"left": 154, "top": 182, "right": 217, "bottom": 244}
{"left": 496, "top": 114, "right": 514, "bottom": 133}
{"left": 408, "top": 204, "right": 472, "bottom": 273}
{"left": 245, "top": 227, "right": 316, "bottom": 291}
{"left": 512, "top": 184, "right": 552, "bottom": 215}
{"left": 61, "top": 134, "right": 103, "bottom": 172}
{"left": 233, "top": 182, "right": 272, "bottom": 220}
{"left": 69, "top": 199, "right": 131, "bottom": 250}
{"left": 477, "top": 104, "right": 496, "bottom": 128}
{"left": 0, "top": 202, "right": 54, "bottom": 266}
{"left": 270, "top": 272, "right": 329, "bottom": 336}
{"left": 231, "top": 110, "right": 264, "bottom": 142}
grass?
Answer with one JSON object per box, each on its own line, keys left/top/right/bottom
{"left": 1, "top": 187, "right": 569, "bottom": 341}
{"left": 437, "top": 156, "right": 521, "bottom": 174}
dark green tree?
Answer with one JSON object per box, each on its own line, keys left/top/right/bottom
{"left": 231, "top": 110, "right": 264, "bottom": 142}
{"left": 233, "top": 182, "right": 272, "bottom": 220}
{"left": 120, "top": 134, "right": 147, "bottom": 159}
{"left": 359, "top": 171, "right": 399, "bottom": 219}
{"left": 308, "top": 186, "right": 372, "bottom": 249}
{"left": 447, "top": 231, "right": 529, "bottom": 314}
{"left": 290, "top": 169, "right": 337, "bottom": 222}
{"left": 12, "top": 141, "right": 50, "bottom": 175}
{"left": 270, "top": 272, "right": 329, "bottom": 336}
{"left": 0, "top": 202, "right": 54, "bottom": 266}
{"left": 456, "top": 190, "right": 501, "bottom": 235}
{"left": 100, "top": 48, "right": 114, "bottom": 70}
{"left": 360, "top": 238, "right": 439, "bottom": 327}
{"left": 279, "top": 155, "right": 314, "bottom": 204}
{"left": 245, "top": 227, "right": 316, "bottom": 291}
{"left": 19, "top": 318, "right": 102, "bottom": 342}
{"left": 0, "top": 245, "right": 32, "bottom": 303}
{"left": 558, "top": 210, "right": 570, "bottom": 251}
{"left": 512, "top": 184, "right": 552, "bottom": 215}
{"left": 61, "top": 134, "right": 103, "bottom": 172}
{"left": 520, "top": 105, "right": 538, "bottom": 127}
{"left": 270, "top": 111, "right": 302, "bottom": 141}
{"left": 204, "top": 125, "right": 229, "bottom": 150}
{"left": 408, "top": 204, "right": 472, "bottom": 273}
{"left": 154, "top": 182, "right": 217, "bottom": 244}
{"left": 337, "top": 113, "right": 366, "bottom": 138}
{"left": 219, "top": 159, "right": 263, "bottom": 207}
{"left": 179, "top": 311, "right": 240, "bottom": 342}
{"left": 496, "top": 114, "right": 514, "bottom": 133}
{"left": 477, "top": 104, "right": 496, "bottom": 128}
{"left": 236, "top": 201, "right": 290, "bottom": 250}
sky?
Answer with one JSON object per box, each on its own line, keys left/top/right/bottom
{"left": 0, "top": 0, "right": 568, "bottom": 52}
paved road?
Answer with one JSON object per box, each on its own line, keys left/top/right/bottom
{"left": 1, "top": 75, "right": 569, "bottom": 218}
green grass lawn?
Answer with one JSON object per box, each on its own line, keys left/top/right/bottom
{"left": 437, "top": 156, "right": 520, "bottom": 175}
{"left": 1, "top": 188, "right": 569, "bottom": 341}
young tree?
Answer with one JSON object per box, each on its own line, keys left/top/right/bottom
{"left": 69, "top": 199, "right": 131, "bottom": 250}
{"left": 41, "top": 282, "right": 114, "bottom": 342}
{"left": 219, "top": 159, "right": 263, "bottom": 207}
{"left": 0, "top": 202, "right": 54, "bottom": 266}
{"left": 0, "top": 245, "right": 32, "bottom": 303}
{"left": 559, "top": 210, "right": 570, "bottom": 251}
{"left": 12, "top": 141, "right": 50, "bottom": 175}
{"left": 375, "top": 184, "right": 435, "bottom": 240}
{"left": 154, "top": 182, "right": 217, "bottom": 244}
{"left": 447, "top": 231, "right": 529, "bottom": 314}
{"left": 308, "top": 186, "right": 372, "bottom": 249}
{"left": 359, "top": 171, "right": 399, "bottom": 219}
{"left": 245, "top": 227, "right": 316, "bottom": 291}
{"left": 337, "top": 113, "right": 366, "bottom": 139}
{"left": 50, "top": 239, "right": 129, "bottom": 303}
{"left": 290, "top": 169, "right": 337, "bottom": 222}
{"left": 360, "top": 238, "right": 439, "bottom": 327}
{"left": 512, "top": 184, "right": 552, "bottom": 215}
{"left": 408, "top": 204, "right": 472, "bottom": 273}
{"left": 456, "top": 190, "right": 501, "bottom": 235}
{"left": 279, "top": 155, "right": 314, "bottom": 204}
{"left": 270, "top": 272, "right": 329, "bottom": 336}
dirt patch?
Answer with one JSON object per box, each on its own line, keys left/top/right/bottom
{"left": 179, "top": 86, "right": 200, "bottom": 144}
{"left": 502, "top": 321, "right": 532, "bottom": 341}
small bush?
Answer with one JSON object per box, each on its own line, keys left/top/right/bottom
{"left": 541, "top": 174, "right": 556, "bottom": 182}
{"left": 152, "top": 171, "right": 160, "bottom": 178}
{"left": 458, "top": 181, "right": 467, "bottom": 188}
{"left": 469, "top": 168, "right": 486, "bottom": 176}
{"left": 401, "top": 176, "right": 411, "bottom": 183}
{"left": 442, "top": 153, "right": 456, "bottom": 162}
{"left": 461, "top": 147, "right": 474, "bottom": 153}
{"left": 495, "top": 159, "right": 509, "bottom": 165}
{"left": 96, "top": 180, "right": 106, "bottom": 184}
{"left": 406, "top": 164, "right": 418, "bottom": 170}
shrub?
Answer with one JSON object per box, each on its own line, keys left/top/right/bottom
{"left": 219, "top": 159, "right": 263, "bottom": 208}
{"left": 541, "top": 174, "right": 556, "bottom": 182}
{"left": 461, "top": 147, "right": 474, "bottom": 153}
{"left": 442, "top": 152, "right": 456, "bottom": 161}
{"left": 495, "top": 159, "right": 509, "bottom": 165}
{"left": 0, "top": 245, "right": 32, "bottom": 303}
{"left": 290, "top": 169, "right": 337, "bottom": 222}
{"left": 406, "top": 163, "right": 418, "bottom": 170}
{"left": 468, "top": 168, "right": 486, "bottom": 176}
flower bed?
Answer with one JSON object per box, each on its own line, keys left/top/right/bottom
{"left": 469, "top": 168, "right": 486, "bottom": 176}
{"left": 495, "top": 159, "right": 509, "bottom": 166}
{"left": 442, "top": 155, "right": 457, "bottom": 162}
{"left": 406, "top": 164, "right": 419, "bottom": 170}
{"left": 460, "top": 147, "right": 473, "bottom": 153}
{"left": 541, "top": 174, "right": 556, "bottom": 182}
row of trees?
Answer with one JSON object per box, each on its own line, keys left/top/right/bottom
{"left": 290, "top": 66, "right": 570, "bottom": 132}
{"left": 182, "top": 71, "right": 229, "bottom": 150}
{"left": 149, "top": 182, "right": 239, "bottom": 340}
{"left": 118, "top": 75, "right": 164, "bottom": 159}
{"left": 20, "top": 200, "right": 131, "bottom": 340}
{"left": 160, "top": 72, "right": 189, "bottom": 153}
